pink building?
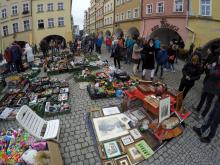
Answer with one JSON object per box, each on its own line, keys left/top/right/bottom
{"left": 141, "top": 0, "right": 188, "bottom": 46}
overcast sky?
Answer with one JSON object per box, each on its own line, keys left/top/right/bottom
{"left": 72, "top": 0, "right": 90, "bottom": 30}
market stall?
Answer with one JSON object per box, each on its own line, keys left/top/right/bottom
{"left": 88, "top": 81, "right": 191, "bottom": 164}
{"left": 0, "top": 128, "right": 63, "bottom": 165}
{"left": 0, "top": 76, "right": 71, "bottom": 120}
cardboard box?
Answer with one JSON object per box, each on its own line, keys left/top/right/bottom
{"left": 47, "top": 141, "right": 64, "bottom": 165}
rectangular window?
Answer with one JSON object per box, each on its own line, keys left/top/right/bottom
{"left": 38, "top": 19, "right": 44, "bottom": 29}
{"left": 37, "top": 4, "right": 43, "bottom": 12}
{"left": 12, "top": 5, "right": 18, "bottom": 16}
{"left": 127, "top": 10, "right": 132, "bottom": 19}
{"left": 1, "top": 9, "right": 7, "bottom": 19}
{"left": 58, "top": 2, "right": 64, "bottom": 10}
{"left": 3, "top": 26, "right": 8, "bottom": 36}
{"left": 146, "top": 4, "right": 153, "bottom": 14}
{"left": 116, "top": 0, "right": 120, "bottom": 6}
{"left": 23, "top": 3, "right": 29, "bottom": 12}
{"left": 174, "top": 0, "right": 183, "bottom": 12}
{"left": 13, "top": 23, "right": 19, "bottom": 33}
{"left": 157, "top": 2, "right": 164, "bottom": 13}
{"left": 48, "top": 3, "right": 53, "bottom": 11}
{"left": 24, "top": 20, "right": 30, "bottom": 31}
{"left": 133, "top": 8, "right": 139, "bottom": 18}
{"left": 116, "top": 14, "right": 119, "bottom": 22}
{"left": 121, "top": 13, "right": 124, "bottom": 21}
{"left": 200, "top": 0, "right": 211, "bottom": 16}
{"left": 48, "top": 18, "right": 54, "bottom": 28}
{"left": 58, "top": 17, "right": 64, "bottom": 26}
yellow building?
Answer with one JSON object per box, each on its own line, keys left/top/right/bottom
{"left": 187, "top": 0, "right": 220, "bottom": 49}
{"left": 114, "top": 0, "right": 142, "bottom": 36}
{"left": 0, "top": 0, "right": 32, "bottom": 50}
{"left": 103, "top": 0, "right": 114, "bottom": 36}
{"left": 89, "top": 0, "right": 96, "bottom": 34}
{"left": 32, "top": 0, "right": 72, "bottom": 45}
{"left": 96, "top": 0, "right": 104, "bottom": 34}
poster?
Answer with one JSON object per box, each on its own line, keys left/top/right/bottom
{"left": 159, "top": 97, "right": 171, "bottom": 123}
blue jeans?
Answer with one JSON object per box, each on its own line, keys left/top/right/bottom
{"left": 106, "top": 45, "right": 111, "bottom": 53}
{"left": 126, "top": 48, "right": 132, "bottom": 64}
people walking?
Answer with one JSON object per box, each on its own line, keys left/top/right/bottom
{"left": 192, "top": 48, "right": 219, "bottom": 117}
{"left": 167, "top": 41, "right": 176, "bottom": 72}
{"left": 23, "top": 43, "right": 34, "bottom": 68}
{"left": 10, "top": 41, "right": 23, "bottom": 73}
{"left": 132, "top": 39, "right": 143, "bottom": 75}
{"left": 141, "top": 39, "right": 155, "bottom": 80}
{"left": 96, "top": 36, "right": 103, "bottom": 54}
{"left": 178, "top": 55, "right": 201, "bottom": 99}
{"left": 105, "top": 36, "right": 112, "bottom": 53}
{"left": 4, "top": 47, "right": 13, "bottom": 73}
{"left": 112, "top": 41, "right": 121, "bottom": 69}
{"left": 125, "top": 36, "right": 135, "bottom": 64}
{"left": 155, "top": 45, "right": 168, "bottom": 79}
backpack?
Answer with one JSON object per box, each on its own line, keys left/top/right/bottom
{"left": 4, "top": 48, "right": 12, "bottom": 63}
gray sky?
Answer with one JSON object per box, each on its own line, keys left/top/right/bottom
{"left": 72, "top": 0, "right": 90, "bottom": 30}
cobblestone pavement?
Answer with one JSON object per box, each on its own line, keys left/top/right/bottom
{"left": 1, "top": 48, "right": 220, "bottom": 165}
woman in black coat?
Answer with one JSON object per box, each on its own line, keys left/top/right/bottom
{"left": 178, "top": 55, "right": 201, "bottom": 99}
{"left": 141, "top": 39, "right": 155, "bottom": 80}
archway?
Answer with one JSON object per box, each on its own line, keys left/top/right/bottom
{"left": 202, "top": 38, "right": 220, "bottom": 55}
{"left": 127, "top": 27, "right": 140, "bottom": 40}
{"left": 16, "top": 41, "right": 26, "bottom": 48}
{"left": 105, "top": 30, "right": 111, "bottom": 37}
{"left": 150, "top": 28, "right": 184, "bottom": 46}
{"left": 40, "top": 35, "right": 66, "bottom": 46}
{"left": 114, "top": 28, "right": 124, "bottom": 38}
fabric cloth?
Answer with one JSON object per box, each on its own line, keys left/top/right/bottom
{"left": 132, "top": 43, "right": 142, "bottom": 60}
{"left": 142, "top": 45, "right": 155, "bottom": 70}
{"left": 23, "top": 43, "right": 34, "bottom": 63}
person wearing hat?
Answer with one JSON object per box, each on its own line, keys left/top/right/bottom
{"left": 178, "top": 55, "right": 201, "bottom": 99}
{"left": 193, "top": 53, "right": 220, "bottom": 143}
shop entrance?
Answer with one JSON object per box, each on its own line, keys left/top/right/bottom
{"left": 150, "top": 28, "right": 184, "bottom": 46}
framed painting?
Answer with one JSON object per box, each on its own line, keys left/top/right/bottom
{"left": 121, "top": 135, "right": 134, "bottom": 146}
{"left": 159, "top": 97, "right": 171, "bottom": 123}
{"left": 126, "top": 144, "right": 144, "bottom": 164}
{"left": 93, "top": 114, "right": 129, "bottom": 142}
{"left": 114, "top": 155, "right": 132, "bottom": 165}
{"left": 103, "top": 160, "right": 115, "bottom": 165}
{"left": 103, "top": 141, "right": 122, "bottom": 159}
{"left": 129, "top": 129, "right": 142, "bottom": 140}
{"left": 102, "top": 106, "right": 120, "bottom": 116}
{"left": 135, "top": 140, "right": 154, "bottom": 159}
{"left": 131, "top": 108, "right": 146, "bottom": 120}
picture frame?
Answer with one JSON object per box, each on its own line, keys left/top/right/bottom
{"left": 135, "top": 140, "right": 154, "bottom": 159}
{"left": 103, "top": 141, "right": 122, "bottom": 159}
{"left": 126, "top": 144, "right": 144, "bottom": 164}
{"left": 102, "top": 106, "right": 120, "bottom": 116}
{"left": 129, "top": 129, "right": 142, "bottom": 140}
{"left": 114, "top": 155, "right": 132, "bottom": 165}
{"left": 121, "top": 135, "right": 134, "bottom": 146}
{"left": 103, "top": 160, "right": 115, "bottom": 165}
{"left": 159, "top": 97, "right": 171, "bottom": 123}
{"left": 93, "top": 114, "right": 129, "bottom": 142}
{"left": 131, "top": 108, "right": 146, "bottom": 120}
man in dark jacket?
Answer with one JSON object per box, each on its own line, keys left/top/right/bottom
{"left": 193, "top": 48, "right": 219, "bottom": 117}
{"left": 113, "top": 41, "right": 121, "bottom": 69}
{"left": 10, "top": 41, "right": 23, "bottom": 73}
{"left": 193, "top": 54, "right": 220, "bottom": 143}
{"left": 178, "top": 55, "right": 201, "bottom": 99}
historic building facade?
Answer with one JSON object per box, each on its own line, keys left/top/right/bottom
{"left": 114, "top": 0, "right": 142, "bottom": 36}
{"left": 31, "top": 0, "right": 72, "bottom": 45}
{"left": 0, "top": 0, "right": 32, "bottom": 50}
{"left": 103, "top": 0, "right": 114, "bottom": 36}
{"left": 89, "top": 0, "right": 96, "bottom": 34}
{"left": 141, "top": 0, "right": 188, "bottom": 46}
{"left": 96, "top": 0, "right": 104, "bottom": 34}
{"left": 188, "top": 0, "right": 220, "bottom": 49}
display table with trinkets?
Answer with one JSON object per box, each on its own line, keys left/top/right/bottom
{"left": 87, "top": 81, "right": 190, "bottom": 164}
{"left": 0, "top": 76, "right": 71, "bottom": 120}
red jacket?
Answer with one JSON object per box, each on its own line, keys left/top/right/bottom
{"left": 4, "top": 48, "right": 12, "bottom": 63}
